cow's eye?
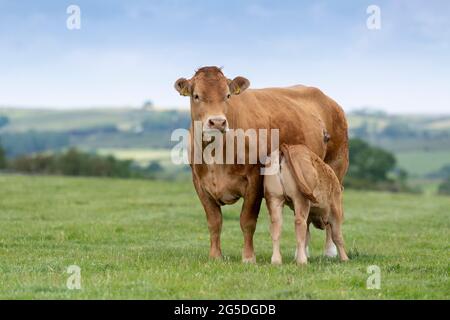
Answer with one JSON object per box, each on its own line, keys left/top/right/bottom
{"left": 226, "top": 94, "right": 231, "bottom": 99}
{"left": 194, "top": 94, "right": 200, "bottom": 101}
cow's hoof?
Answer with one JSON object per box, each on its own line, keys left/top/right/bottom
{"left": 242, "top": 255, "right": 256, "bottom": 264}
{"left": 209, "top": 252, "right": 223, "bottom": 260}
{"left": 324, "top": 244, "right": 338, "bottom": 258}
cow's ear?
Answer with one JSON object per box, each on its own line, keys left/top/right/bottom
{"left": 228, "top": 76, "right": 250, "bottom": 95}
{"left": 174, "top": 78, "right": 191, "bottom": 96}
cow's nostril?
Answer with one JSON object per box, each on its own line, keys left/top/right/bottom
{"left": 207, "top": 117, "right": 227, "bottom": 130}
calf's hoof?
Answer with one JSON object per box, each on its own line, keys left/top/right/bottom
{"left": 271, "top": 256, "right": 282, "bottom": 265}
{"left": 296, "top": 259, "right": 308, "bottom": 265}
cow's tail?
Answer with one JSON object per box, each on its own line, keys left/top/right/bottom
{"left": 280, "top": 144, "right": 318, "bottom": 204}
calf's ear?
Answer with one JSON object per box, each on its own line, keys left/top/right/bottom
{"left": 228, "top": 76, "right": 250, "bottom": 95}
{"left": 174, "top": 78, "right": 191, "bottom": 96}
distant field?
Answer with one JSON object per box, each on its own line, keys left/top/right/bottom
{"left": 0, "top": 108, "right": 146, "bottom": 132}
{"left": 0, "top": 175, "right": 448, "bottom": 299}
{"left": 395, "top": 150, "right": 450, "bottom": 177}
{"left": 97, "top": 148, "right": 172, "bottom": 167}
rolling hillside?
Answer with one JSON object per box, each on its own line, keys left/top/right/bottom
{"left": 1, "top": 107, "right": 450, "bottom": 178}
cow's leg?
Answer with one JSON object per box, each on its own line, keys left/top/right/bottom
{"left": 266, "top": 197, "right": 284, "bottom": 265}
{"left": 324, "top": 146, "right": 348, "bottom": 258}
{"left": 193, "top": 175, "right": 223, "bottom": 258}
{"left": 240, "top": 176, "right": 263, "bottom": 263}
{"left": 294, "top": 198, "right": 310, "bottom": 265}
{"left": 205, "top": 202, "right": 223, "bottom": 259}
{"left": 330, "top": 222, "right": 348, "bottom": 261}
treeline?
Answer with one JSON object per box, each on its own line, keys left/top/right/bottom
{"left": 434, "top": 165, "right": 450, "bottom": 196}
{"left": 1, "top": 138, "right": 449, "bottom": 195}
{"left": 0, "top": 146, "right": 162, "bottom": 179}
{"left": 344, "top": 138, "right": 414, "bottom": 192}
{"left": 346, "top": 139, "right": 450, "bottom": 195}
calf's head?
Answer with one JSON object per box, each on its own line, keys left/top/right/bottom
{"left": 174, "top": 66, "right": 250, "bottom": 133}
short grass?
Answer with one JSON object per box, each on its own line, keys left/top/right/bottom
{"left": 0, "top": 175, "right": 448, "bottom": 299}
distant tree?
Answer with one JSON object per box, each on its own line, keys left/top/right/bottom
{"left": 438, "top": 178, "right": 450, "bottom": 196}
{"left": 147, "top": 161, "right": 163, "bottom": 173}
{"left": 142, "top": 100, "right": 154, "bottom": 110}
{"left": 396, "top": 168, "right": 409, "bottom": 184}
{"left": 0, "top": 143, "right": 6, "bottom": 169}
{"left": 381, "top": 123, "right": 417, "bottom": 139}
{"left": 348, "top": 138, "right": 396, "bottom": 183}
{"left": 9, "top": 148, "right": 136, "bottom": 178}
{"left": 351, "top": 121, "right": 370, "bottom": 140}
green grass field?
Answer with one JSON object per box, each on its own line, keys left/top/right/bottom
{"left": 0, "top": 175, "right": 448, "bottom": 299}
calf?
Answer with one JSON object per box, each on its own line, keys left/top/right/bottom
{"left": 264, "top": 144, "right": 349, "bottom": 264}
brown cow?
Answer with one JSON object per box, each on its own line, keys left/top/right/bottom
{"left": 264, "top": 144, "right": 349, "bottom": 265}
{"left": 174, "top": 66, "right": 348, "bottom": 262}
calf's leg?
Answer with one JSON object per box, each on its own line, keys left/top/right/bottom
{"left": 294, "top": 199, "right": 310, "bottom": 265}
{"left": 330, "top": 205, "right": 349, "bottom": 261}
{"left": 266, "top": 197, "right": 284, "bottom": 264}
{"left": 324, "top": 142, "right": 348, "bottom": 258}
{"left": 297, "top": 223, "right": 311, "bottom": 259}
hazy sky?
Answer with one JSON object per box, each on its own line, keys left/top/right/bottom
{"left": 0, "top": 0, "right": 449, "bottom": 113}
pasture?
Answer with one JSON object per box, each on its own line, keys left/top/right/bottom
{"left": 0, "top": 174, "right": 448, "bottom": 299}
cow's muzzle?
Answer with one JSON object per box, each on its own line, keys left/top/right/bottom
{"left": 205, "top": 116, "right": 228, "bottom": 133}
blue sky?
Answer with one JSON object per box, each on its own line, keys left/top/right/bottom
{"left": 0, "top": 0, "right": 449, "bottom": 113}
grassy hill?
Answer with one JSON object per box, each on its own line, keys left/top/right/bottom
{"left": 0, "top": 174, "right": 448, "bottom": 299}
{"left": 1, "top": 107, "right": 450, "bottom": 179}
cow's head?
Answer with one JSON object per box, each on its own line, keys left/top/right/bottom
{"left": 174, "top": 66, "right": 250, "bottom": 133}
